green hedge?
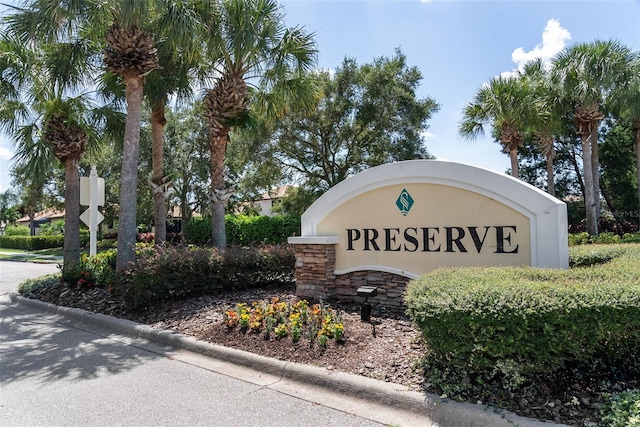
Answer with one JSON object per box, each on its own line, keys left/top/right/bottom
{"left": 185, "top": 215, "right": 300, "bottom": 246}
{"left": 600, "top": 389, "right": 640, "bottom": 427}
{"left": 0, "top": 232, "right": 89, "bottom": 250}
{"left": 569, "top": 231, "right": 640, "bottom": 245}
{"left": 4, "top": 225, "right": 30, "bottom": 236}
{"left": 114, "top": 245, "right": 295, "bottom": 311}
{"left": 406, "top": 245, "right": 640, "bottom": 379}
{"left": 0, "top": 235, "right": 64, "bottom": 250}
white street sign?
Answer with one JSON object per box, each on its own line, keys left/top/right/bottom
{"left": 80, "top": 208, "right": 104, "bottom": 228}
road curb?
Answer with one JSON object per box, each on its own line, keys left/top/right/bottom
{"left": 8, "top": 293, "right": 567, "bottom": 427}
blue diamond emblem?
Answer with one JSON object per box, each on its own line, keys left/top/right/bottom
{"left": 395, "top": 189, "right": 414, "bottom": 216}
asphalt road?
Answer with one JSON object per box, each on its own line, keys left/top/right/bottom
{"left": 0, "top": 261, "right": 60, "bottom": 295}
{"left": 0, "top": 299, "right": 392, "bottom": 427}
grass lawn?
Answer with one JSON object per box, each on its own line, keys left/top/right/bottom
{"left": 0, "top": 247, "right": 63, "bottom": 261}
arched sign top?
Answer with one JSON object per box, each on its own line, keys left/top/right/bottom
{"left": 291, "top": 160, "right": 568, "bottom": 277}
{"left": 303, "top": 160, "right": 561, "bottom": 233}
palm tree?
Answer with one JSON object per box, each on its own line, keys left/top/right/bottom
{"left": 202, "top": 0, "right": 317, "bottom": 248}
{"left": 518, "top": 58, "right": 564, "bottom": 197}
{"left": 552, "top": 40, "right": 635, "bottom": 236}
{"left": 0, "top": 31, "right": 108, "bottom": 268}
{"left": 102, "top": 7, "right": 160, "bottom": 270}
{"left": 459, "top": 75, "right": 532, "bottom": 178}
{"left": 143, "top": 1, "right": 214, "bottom": 245}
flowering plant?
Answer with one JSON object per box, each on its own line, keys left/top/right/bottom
{"left": 223, "top": 298, "right": 345, "bottom": 346}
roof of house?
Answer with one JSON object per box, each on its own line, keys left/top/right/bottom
{"left": 261, "top": 185, "right": 291, "bottom": 201}
{"left": 16, "top": 207, "right": 65, "bottom": 223}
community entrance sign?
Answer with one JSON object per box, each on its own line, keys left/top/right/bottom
{"left": 288, "top": 160, "right": 568, "bottom": 311}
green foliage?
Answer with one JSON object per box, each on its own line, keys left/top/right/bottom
{"left": 227, "top": 49, "right": 439, "bottom": 194}
{"left": 17, "top": 274, "right": 61, "bottom": 294}
{"left": 569, "top": 244, "right": 626, "bottom": 267}
{"left": 113, "top": 245, "right": 295, "bottom": 311}
{"left": 0, "top": 235, "right": 64, "bottom": 250}
{"left": 595, "top": 231, "right": 622, "bottom": 244}
{"left": 60, "top": 250, "right": 117, "bottom": 289}
{"left": 0, "top": 190, "right": 20, "bottom": 227}
{"left": 272, "top": 186, "right": 320, "bottom": 217}
{"left": 622, "top": 232, "right": 640, "bottom": 243}
{"left": 184, "top": 217, "right": 213, "bottom": 245}
{"left": 38, "top": 221, "right": 65, "bottom": 236}
{"left": 569, "top": 232, "right": 640, "bottom": 246}
{"left": 600, "top": 120, "right": 638, "bottom": 220}
{"left": 568, "top": 232, "right": 592, "bottom": 246}
{"left": 4, "top": 225, "right": 30, "bottom": 236}
{"left": 406, "top": 245, "right": 640, "bottom": 389}
{"left": 225, "top": 215, "right": 300, "bottom": 245}
{"left": 600, "top": 390, "right": 640, "bottom": 427}
{"left": 185, "top": 215, "right": 300, "bottom": 246}
{"left": 223, "top": 299, "right": 344, "bottom": 346}
{"left": 97, "top": 238, "right": 117, "bottom": 249}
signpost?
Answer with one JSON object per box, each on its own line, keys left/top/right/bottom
{"left": 80, "top": 166, "right": 105, "bottom": 256}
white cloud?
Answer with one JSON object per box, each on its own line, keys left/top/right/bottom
{"left": 501, "top": 19, "right": 571, "bottom": 78}
{"left": 421, "top": 130, "right": 436, "bottom": 141}
{"left": 0, "top": 146, "right": 13, "bottom": 160}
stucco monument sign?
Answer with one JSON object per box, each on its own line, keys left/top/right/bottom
{"left": 288, "top": 160, "right": 569, "bottom": 312}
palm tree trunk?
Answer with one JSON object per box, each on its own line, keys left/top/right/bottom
{"left": 568, "top": 145, "right": 585, "bottom": 197}
{"left": 546, "top": 153, "right": 555, "bottom": 197}
{"left": 28, "top": 209, "right": 35, "bottom": 236}
{"left": 116, "top": 74, "right": 145, "bottom": 272}
{"left": 210, "top": 132, "right": 228, "bottom": 249}
{"left": 509, "top": 147, "right": 519, "bottom": 178}
{"left": 590, "top": 126, "right": 601, "bottom": 221}
{"left": 581, "top": 131, "right": 598, "bottom": 236}
{"left": 636, "top": 126, "right": 640, "bottom": 227}
{"left": 151, "top": 103, "right": 167, "bottom": 245}
{"left": 63, "top": 158, "right": 81, "bottom": 269}
{"left": 600, "top": 180, "right": 622, "bottom": 225}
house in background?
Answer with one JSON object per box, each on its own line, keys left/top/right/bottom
{"left": 15, "top": 208, "right": 65, "bottom": 235}
{"left": 245, "top": 185, "right": 291, "bottom": 216}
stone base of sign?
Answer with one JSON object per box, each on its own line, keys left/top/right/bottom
{"left": 292, "top": 241, "right": 337, "bottom": 301}
{"left": 292, "top": 241, "right": 409, "bottom": 315}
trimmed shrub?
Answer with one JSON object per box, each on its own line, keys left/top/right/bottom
{"left": 17, "top": 274, "right": 61, "bottom": 294}
{"left": 569, "top": 231, "right": 640, "bottom": 246}
{"left": 60, "top": 250, "right": 117, "bottom": 289}
{"left": 225, "top": 215, "right": 300, "bottom": 245}
{"left": 622, "top": 232, "right": 640, "bottom": 243}
{"left": 568, "top": 232, "right": 592, "bottom": 246}
{"left": 600, "top": 389, "right": 640, "bottom": 427}
{"left": 5, "top": 225, "right": 30, "bottom": 236}
{"left": 406, "top": 245, "right": 640, "bottom": 382}
{"left": 184, "top": 218, "right": 211, "bottom": 245}
{"left": 184, "top": 215, "right": 300, "bottom": 246}
{"left": 97, "top": 238, "right": 117, "bottom": 249}
{"left": 113, "top": 244, "right": 295, "bottom": 311}
{"left": 569, "top": 244, "right": 626, "bottom": 267}
{"left": 0, "top": 235, "right": 64, "bottom": 250}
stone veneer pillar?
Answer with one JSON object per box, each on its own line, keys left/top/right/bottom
{"left": 288, "top": 237, "right": 338, "bottom": 301}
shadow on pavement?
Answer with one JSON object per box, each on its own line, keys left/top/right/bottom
{"left": 0, "top": 301, "right": 165, "bottom": 384}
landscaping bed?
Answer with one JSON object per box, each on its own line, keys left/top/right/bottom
{"left": 16, "top": 243, "right": 640, "bottom": 426}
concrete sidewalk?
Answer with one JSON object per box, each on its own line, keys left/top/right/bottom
{"left": 6, "top": 293, "right": 567, "bottom": 427}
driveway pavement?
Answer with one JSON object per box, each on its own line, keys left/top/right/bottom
{"left": 0, "top": 261, "right": 60, "bottom": 295}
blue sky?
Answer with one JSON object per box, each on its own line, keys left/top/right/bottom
{"left": 1, "top": 0, "right": 639, "bottom": 193}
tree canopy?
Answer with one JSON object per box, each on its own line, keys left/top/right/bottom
{"left": 235, "top": 49, "right": 439, "bottom": 206}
